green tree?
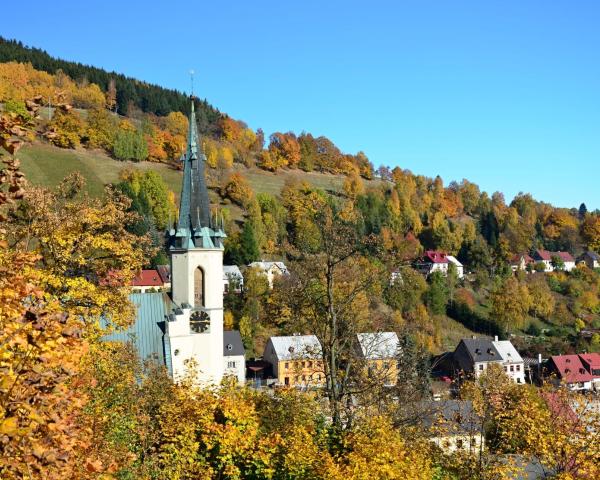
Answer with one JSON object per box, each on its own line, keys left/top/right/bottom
{"left": 425, "top": 271, "right": 449, "bottom": 315}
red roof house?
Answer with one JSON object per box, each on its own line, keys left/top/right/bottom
{"left": 131, "top": 269, "right": 164, "bottom": 290}
{"left": 547, "top": 355, "right": 593, "bottom": 390}
{"left": 424, "top": 250, "right": 449, "bottom": 264}
{"left": 578, "top": 353, "right": 600, "bottom": 378}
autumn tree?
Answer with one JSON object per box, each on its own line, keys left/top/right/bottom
{"left": 489, "top": 277, "right": 532, "bottom": 332}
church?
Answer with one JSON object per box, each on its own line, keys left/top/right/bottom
{"left": 105, "top": 99, "right": 244, "bottom": 385}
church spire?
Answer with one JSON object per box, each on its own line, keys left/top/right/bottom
{"left": 177, "top": 98, "right": 211, "bottom": 232}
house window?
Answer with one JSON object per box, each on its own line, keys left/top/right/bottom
{"left": 478, "top": 364, "right": 484, "bottom": 371}
{"left": 285, "top": 362, "right": 289, "bottom": 369}
{"left": 510, "top": 365, "right": 514, "bottom": 372}
{"left": 302, "top": 361, "right": 306, "bottom": 368}
{"left": 504, "top": 366, "right": 508, "bottom": 372}
{"left": 284, "top": 377, "right": 289, "bottom": 385}
{"left": 516, "top": 365, "right": 520, "bottom": 371}
{"left": 456, "top": 439, "right": 464, "bottom": 449}
{"left": 227, "top": 361, "right": 236, "bottom": 369}
{"left": 307, "top": 361, "right": 312, "bottom": 368}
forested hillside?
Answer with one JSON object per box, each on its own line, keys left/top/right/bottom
{"left": 3, "top": 42, "right": 600, "bottom": 360}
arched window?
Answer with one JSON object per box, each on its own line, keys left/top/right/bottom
{"left": 194, "top": 266, "right": 204, "bottom": 307}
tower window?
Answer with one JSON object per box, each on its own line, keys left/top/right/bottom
{"left": 194, "top": 267, "right": 205, "bottom": 307}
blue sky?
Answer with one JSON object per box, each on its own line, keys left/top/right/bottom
{"left": 5, "top": 1, "right": 600, "bottom": 208}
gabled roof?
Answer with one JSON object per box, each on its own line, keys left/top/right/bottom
{"left": 356, "top": 332, "right": 399, "bottom": 360}
{"left": 223, "top": 330, "right": 245, "bottom": 357}
{"left": 579, "top": 251, "right": 600, "bottom": 262}
{"left": 492, "top": 340, "right": 523, "bottom": 364}
{"left": 446, "top": 255, "right": 463, "bottom": 267}
{"left": 510, "top": 253, "right": 534, "bottom": 264}
{"left": 534, "top": 249, "right": 552, "bottom": 261}
{"left": 156, "top": 265, "right": 171, "bottom": 283}
{"left": 578, "top": 353, "right": 600, "bottom": 373}
{"left": 550, "top": 355, "right": 593, "bottom": 383}
{"left": 424, "top": 250, "right": 448, "bottom": 264}
{"left": 248, "top": 261, "right": 289, "bottom": 274}
{"left": 223, "top": 265, "right": 243, "bottom": 279}
{"left": 457, "top": 338, "right": 502, "bottom": 363}
{"left": 103, "top": 292, "right": 173, "bottom": 374}
{"left": 267, "top": 335, "right": 322, "bottom": 361}
{"left": 556, "top": 251, "right": 575, "bottom": 262}
{"left": 421, "top": 400, "right": 481, "bottom": 433}
{"left": 132, "top": 269, "right": 164, "bottom": 287}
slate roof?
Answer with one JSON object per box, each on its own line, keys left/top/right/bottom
{"left": 132, "top": 269, "right": 164, "bottom": 287}
{"left": 103, "top": 292, "right": 173, "bottom": 374}
{"left": 492, "top": 340, "right": 523, "bottom": 364}
{"left": 458, "top": 338, "right": 502, "bottom": 363}
{"left": 356, "top": 332, "right": 399, "bottom": 360}
{"left": 579, "top": 251, "right": 600, "bottom": 262}
{"left": 223, "top": 330, "right": 245, "bottom": 357}
{"left": 268, "top": 335, "right": 322, "bottom": 361}
{"left": 550, "top": 354, "right": 593, "bottom": 383}
{"left": 421, "top": 400, "right": 481, "bottom": 433}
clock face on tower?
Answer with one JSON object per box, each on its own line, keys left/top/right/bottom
{"left": 190, "top": 310, "right": 210, "bottom": 333}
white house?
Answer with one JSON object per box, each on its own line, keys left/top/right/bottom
{"left": 578, "top": 251, "right": 600, "bottom": 270}
{"left": 533, "top": 250, "right": 576, "bottom": 272}
{"left": 414, "top": 250, "right": 449, "bottom": 277}
{"left": 223, "top": 330, "right": 246, "bottom": 384}
{"left": 493, "top": 338, "right": 525, "bottom": 384}
{"left": 248, "top": 260, "right": 289, "bottom": 289}
{"left": 446, "top": 255, "right": 464, "bottom": 279}
{"left": 223, "top": 265, "right": 243, "bottom": 293}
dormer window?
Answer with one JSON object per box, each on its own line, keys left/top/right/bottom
{"left": 475, "top": 348, "right": 481, "bottom": 355}
{"left": 227, "top": 344, "right": 233, "bottom": 351}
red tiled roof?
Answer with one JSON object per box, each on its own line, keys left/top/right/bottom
{"left": 550, "top": 355, "right": 593, "bottom": 383}
{"left": 578, "top": 353, "right": 600, "bottom": 375}
{"left": 535, "top": 249, "right": 552, "bottom": 261}
{"left": 131, "top": 269, "right": 164, "bottom": 287}
{"left": 424, "top": 250, "right": 448, "bottom": 264}
{"left": 556, "top": 251, "right": 575, "bottom": 262}
{"left": 510, "top": 254, "right": 534, "bottom": 264}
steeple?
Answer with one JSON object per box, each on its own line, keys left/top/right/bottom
{"left": 169, "top": 97, "right": 225, "bottom": 250}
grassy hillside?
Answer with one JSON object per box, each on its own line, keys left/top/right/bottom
{"left": 19, "top": 142, "right": 369, "bottom": 200}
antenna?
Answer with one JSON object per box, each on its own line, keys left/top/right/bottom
{"left": 190, "top": 69, "right": 195, "bottom": 96}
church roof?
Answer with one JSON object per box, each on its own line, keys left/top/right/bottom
{"left": 102, "top": 292, "right": 173, "bottom": 375}
{"left": 170, "top": 99, "right": 225, "bottom": 250}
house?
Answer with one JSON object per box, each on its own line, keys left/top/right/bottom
{"left": 446, "top": 255, "right": 464, "bottom": 279}
{"left": 493, "top": 339, "right": 525, "bottom": 384}
{"left": 533, "top": 249, "right": 576, "bottom": 272}
{"left": 263, "top": 335, "right": 324, "bottom": 387}
{"left": 577, "top": 251, "right": 600, "bottom": 270}
{"left": 223, "top": 265, "right": 243, "bottom": 293}
{"left": 452, "top": 337, "right": 503, "bottom": 378}
{"left": 248, "top": 261, "right": 289, "bottom": 289}
{"left": 452, "top": 337, "right": 524, "bottom": 383}
{"left": 356, "top": 332, "right": 400, "bottom": 386}
{"left": 510, "top": 253, "right": 534, "bottom": 272}
{"left": 546, "top": 355, "right": 593, "bottom": 391}
{"left": 104, "top": 98, "right": 229, "bottom": 385}
{"left": 156, "top": 265, "right": 171, "bottom": 291}
{"left": 414, "top": 250, "right": 449, "bottom": 277}
{"left": 223, "top": 330, "right": 246, "bottom": 384}
{"left": 577, "top": 353, "right": 600, "bottom": 390}
{"left": 422, "top": 400, "right": 484, "bottom": 455}
{"left": 131, "top": 269, "right": 166, "bottom": 293}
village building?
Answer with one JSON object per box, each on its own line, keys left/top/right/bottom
{"left": 263, "top": 335, "right": 324, "bottom": 387}
{"left": 156, "top": 265, "right": 171, "bottom": 290}
{"left": 578, "top": 353, "right": 600, "bottom": 390}
{"left": 546, "top": 354, "right": 593, "bottom": 391}
{"left": 422, "top": 400, "right": 484, "bottom": 455}
{"left": 223, "top": 330, "right": 246, "bottom": 384}
{"left": 577, "top": 251, "right": 600, "bottom": 269}
{"left": 509, "top": 253, "right": 534, "bottom": 272}
{"left": 452, "top": 337, "right": 524, "bottom": 383}
{"left": 533, "top": 249, "right": 576, "bottom": 272}
{"left": 414, "top": 250, "right": 449, "bottom": 277}
{"left": 446, "top": 255, "right": 464, "bottom": 279}
{"left": 131, "top": 269, "right": 166, "bottom": 293}
{"left": 105, "top": 99, "right": 234, "bottom": 386}
{"left": 356, "top": 332, "right": 400, "bottom": 386}
{"left": 223, "top": 265, "right": 243, "bottom": 293}
{"left": 248, "top": 260, "right": 289, "bottom": 288}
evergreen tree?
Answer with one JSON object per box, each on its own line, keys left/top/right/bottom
{"left": 579, "top": 202, "right": 588, "bottom": 219}
{"left": 425, "top": 271, "right": 449, "bottom": 315}
{"left": 239, "top": 221, "right": 260, "bottom": 264}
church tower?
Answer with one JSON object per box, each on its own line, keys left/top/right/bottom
{"left": 166, "top": 99, "right": 226, "bottom": 384}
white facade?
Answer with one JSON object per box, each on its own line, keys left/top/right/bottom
{"left": 223, "top": 265, "right": 243, "bottom": 293}
{"left": 493, "top": 340, "right": 525, "bottom": 384}
{"left": 167, "top": 247, "right": 224, "bottom": 385}
{"left": 223, "top": 355, "right": 245, "bottom": 384}
{"left": 446, "top": 255, "right": 464, "bottom": 279}
{"left": 248, "top": 261, "right": 289, "bottom": 289}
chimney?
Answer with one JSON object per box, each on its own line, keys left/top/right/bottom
{"left": 494, "top": 335, "right": 498, "bottom": 342}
